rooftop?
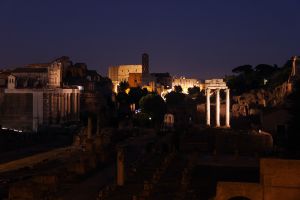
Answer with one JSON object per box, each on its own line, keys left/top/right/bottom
{"left": 12, "top": 67, "right": 48, "bottom": 73}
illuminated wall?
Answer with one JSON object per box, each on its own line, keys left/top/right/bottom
{"left": 0, "top": 93, "right": 33, "bottom": 131}
{"left": 172, "top": 77, "right": 202, "bottom": 93}
{"left": 48, "top": 62, "right": 62, "bottom": 87}
{"left": 128, "top": 73, "right": 142, "bottom": 88}
{"left": 0, "top": 88, "right": 80, "bottom": 132}
{"left": 108, "top": 65, "right": 143, "bottom": 92}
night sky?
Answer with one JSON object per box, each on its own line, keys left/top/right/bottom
{"left": 0, "top": 0, "right": 299, "bottom": 79}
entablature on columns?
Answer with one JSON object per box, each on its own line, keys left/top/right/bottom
{"left": 205, "top": 79, "right": 230, "bottom": 128}
{"left": 206, "top": 86, "right": 228, "bottom": 90}
{"left": 205, "top": 79, "right": 228, "bottom": 90}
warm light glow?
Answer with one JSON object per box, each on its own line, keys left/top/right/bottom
{"left": 77, "top": 86, "right": 84, "bottom": 91}
{"left": 1, "top": 127, "right": 23, "bottom": 133}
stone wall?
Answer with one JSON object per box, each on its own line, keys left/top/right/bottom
{"left": 108, "top": 65, "right": 143, "bottom": 83}
{"left": 48, "top": 62, "right": 62, "bottom": 87}
{"left": 231, "top": 81, "right": 292, "bottom": 118}
{"left": 215, "top": 132, "right": 273, "bottom": 155}
{"left": 0, "top": 93, "right": 33, "bottom": 130}
{"left": 261, "top": 109, "right": 290, "bottom": 134}
{"left": 260, "top": 159, "right": 300, "bottom": 200}
{"left": 215, "top": 158, "right": 300, "bottom": 200}
{"left": 9, "top": 175, "right": 58, "bottom": 200}
{"left": 215, "top": 182, "right": 262, "bottom": 200}
{"left": 128, "top": 73, "right": 142, "bottom": 88}
{"left": 0, "top": 89, "right": 4, "bottom": 107}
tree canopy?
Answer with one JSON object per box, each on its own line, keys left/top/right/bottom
{"left": 255, "top": 64, "right": 278, "bottom": 77}
{"left": 174, "top": 85, "right": 183, "bottom": 93}
{"left": 227, "top": 61, "right": 290, "bottom": 95}
{"left": 139, "top": 93, "right": 166, "bottom": 125}
{"left": 232, "top": 65, "right": 253, "bottom": 74}
{"left": 118, "top": 81, "right": 129, "bottom": 93}
{"left": 188, "top": 86, "right": 200, "bottom": 96}
{"left": 165, "top": 91, "right": 186, "bottom": 107}
{"left": 128, "top": 87, "right": 148, "bottom": 106}
{"left": 116, "top": 92, "right": 130, "bottom": 106}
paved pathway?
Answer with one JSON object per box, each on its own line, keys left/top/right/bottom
{"left": 0, "top": 146, "right": 77, "bottom": 173}
{"left": 61, "top": 164, "right": 116, "bottom": 200}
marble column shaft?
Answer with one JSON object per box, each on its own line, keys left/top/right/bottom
{"left": 226, "top": 89, "right": 230, "bottom": 127}
{"left": 216, "top": 89, "right": 220, "bottom": 127}
{"left": 206, "top": 89, "right": 211, "bottom": 126}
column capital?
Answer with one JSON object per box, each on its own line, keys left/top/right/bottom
{"left": 206, "top": 88, "right": 211, "bottom": 96}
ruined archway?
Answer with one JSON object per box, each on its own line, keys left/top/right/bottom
{"left": 215, "top": 182, "right": 262, "bottom": 200}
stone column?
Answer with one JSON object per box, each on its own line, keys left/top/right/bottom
{"left": 226, "top": 88, "right": 230, "bottom": 128}
{"left": 68, "top": 93, "right": 71, "bottom": 115}
{"left": 87, "top": 116, "right": 92, "bottom": 139}
{"left": 61, "top": 94, "right": 65, "bottom": 119}
{"left": 216, "top": 89, "right": 220, "bottom": 127}
{"left": 117, "top": 148, "right": 125, "bottom": 186}
{"left": 64, "top": 93, "right": 68, "bottom": 118}
{"left": 74, "top": 93, "right": 77, "bottom": 118}
{"left": 56, "top": 94, "right": 59, "bottom": 119}
{"left": 292, "top": 56, "right": 297, "bottom": 76}
{"left": 56, "top": 93, "right": 60, "bottom": 123}
{"left": 70, "top": 93, "right": 74, "bottom": 119}
{"left": 51, "top": 93, "right": 55, "bottom": 123}
{"left": 96, "top": 114, "right": 101, "bottom": 135}
{"left": 77, "top": 93, "right": 80, "bottom": 119}
{"left": 206, "top": 88, "right": 211, "bottom": 126}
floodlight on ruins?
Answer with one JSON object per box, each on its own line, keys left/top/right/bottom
{"left": 204, "top": 79, "right": 230, "bottom": 128}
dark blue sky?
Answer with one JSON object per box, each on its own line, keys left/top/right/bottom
{"left": 0, "top": 0, "right": 299, "bottom": 79}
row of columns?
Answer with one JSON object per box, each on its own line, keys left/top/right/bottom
{"left": 206, "top": 88, "right": 230, "bottom": 128}
{"left": 49, "top": 92, "right": 80, "bottom": 124}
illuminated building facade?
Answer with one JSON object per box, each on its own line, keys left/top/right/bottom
{"left": 12, "top": 61, "right": 62, "bottom": 88}
{"left": 151, "top": 73, "right": 172, "bottom": 89}
{"left": 1, "top": 84, "right": 80, "bottom": 132}
{"left": 172, "top": 77, "right": 203, "bottom": 94}
{"left": 128, "top": 73, "right": 143, "bottom": 88}
{"left": 108, "top": 53, "right": 149, "bottom": 92}
{"left": 0, "top": 70, "right": 10, "bottom": 88}
{"left": 0, "top": 60, "right": 80, "bottom": 132}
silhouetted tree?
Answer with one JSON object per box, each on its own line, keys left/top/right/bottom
{"left": 174, "top": 85, "right": 183, "bottom": 93}
{"left": 128, "top": 87, "right": 148, "bottom": 108}
{"left": 139, "top": 94, "right": 166, "bottom": 126}
{"left": 232, "top": 65, "right": 253, "bottom": 74}
{"left": 116, "top": 91, "right": 130, "bottom": 117}
{"left": 228, "top": 57, "right": 298, "bottom": 95}
{"left": 116, "top": 92, "right": 129, "bottom": 104}
{"left": 228, "top": 63, "right": 280, "bottom": 94}
{"left": 165, "top": 91, "right": 186, "bottom": 106}
{"left": 188, "top": 86, "right": 200, "bottom": 97}
{"left": 255, "top": 64, "right": 278, "bottom": 77}
{"left": 194, "top": 90, "right": 206, "bottom": 104}
{"left": 118, "top": 81, "right": 129, "bottom": 93}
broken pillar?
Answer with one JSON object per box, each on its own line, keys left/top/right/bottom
{"left": 87, "top": 116, "right": 92, "bottom": 139}
{"left": 117, "top": 147, "right": 125, "bottom": 186}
